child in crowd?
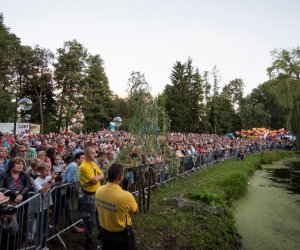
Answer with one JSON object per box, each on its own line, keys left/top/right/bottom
{"left": 51, "top": 153, "right": 65, "bottom": 185}
{"left": 33, "top": 163, "right": 56, "bottom": 194}
{"left": 28, "top": 158, "right": 40, "bottom": 182}
{"left": 32, "top": 164, "right": 56, "bottom": 247}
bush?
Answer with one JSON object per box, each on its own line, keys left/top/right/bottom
{"left": 187, "top": 190, "right": 224, "bottom": 206}
{"left": 255, "top": 160, "right": 262, "bottom": 169}
{"left": 221, "top": 173, "right": 247, "bottom": 202}
{"left": 260, "top": 151, "right": 279, "bottom": 164}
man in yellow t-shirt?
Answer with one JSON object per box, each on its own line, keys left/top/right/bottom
{"left": 79, "top": 146, "right": 104, "bottom": 250}
{"left": 96, "top": 163, "right": 139, "bottom": 250}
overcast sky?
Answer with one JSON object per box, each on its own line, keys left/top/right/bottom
{"left": 1, "top": 0, "right": 300, "bottom": 97}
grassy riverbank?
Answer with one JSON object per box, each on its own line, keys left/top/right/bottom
{"left": 134, "top": 151, "right": 294, "bottom": 250}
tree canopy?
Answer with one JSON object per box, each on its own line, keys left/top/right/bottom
{"left": 0, "top": 13, "right": 299, "bottom": 145}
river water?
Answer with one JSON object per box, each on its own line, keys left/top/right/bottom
{"left": 234, "top": 158, "right": 300, "bottom": 250}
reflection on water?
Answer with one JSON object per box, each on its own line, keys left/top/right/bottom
{"left": 265, "top": 161, "right": 300, "bottom": 196}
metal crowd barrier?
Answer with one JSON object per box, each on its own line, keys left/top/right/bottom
{"left": 122, "top": 148, "right": 239, "bottom": 195}
{"left": 1, "top": 142, "right": 291, "bottom": 249}
{"left": 0, "top": 181, "right": 83, "bottom": 250}
{"left": 0, "top": 190, "right": 47, "bottom": 250}
{"left": 46, "top": 181, "right": 83, "bottom": 248}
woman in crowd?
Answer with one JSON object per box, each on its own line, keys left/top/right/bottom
{"left": 0, "top": 156, "right": 31, "bottom": 203}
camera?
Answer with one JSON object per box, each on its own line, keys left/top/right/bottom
{"left": 0, "top": 204, "right": 17, "bottom": 216}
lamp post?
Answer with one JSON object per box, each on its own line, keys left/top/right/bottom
{"left": 6, "top": 74, "right": 33, "bottom": 135}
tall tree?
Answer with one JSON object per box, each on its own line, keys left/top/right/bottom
{"left": 5, "top": 45, "right": 36, "bottom": 129}
{"left": 0, "top": 14, "right": 22, "bottom": 121}
{"left": 54, "top": 40, "right": 87, "bottom": 132}
{"left": 267, "top": 48, "right": 300, "bottom": 80}
{"left": 189, "top": 68, "right": 204, "bottom": 132}
{"left": 82, "top": 54, "right": 113, "bottom": 132}
{"left": 264, "top": 47, "right": 300, "bottom": 147}
{"left": 22, "top": 46, "right": 56, "bottom": 133}
{"left": 126, "top": 71, "right": 169, "bottom": 154}
{"left": 221, "top": 78, "right": 244, "bottom": 107}
{"left": 211, "top": 65, "right": 220, "bottom": 97}
{"left": 210, "top": 65, "right": 221, "bottom": 133}
{"left": 164, "top": 61, "right": 188, "bottom": 131}
{"left": 164, "top": 58, "right": 204, "bottom": 132}
{"left": 202, "top": 70, "right": 211, "bottom": 104}
{"left": 206, "top": 96, "right": 236, "bottom": 134}
{"left": 0, "top": 13, "right": 20, "bottom": 76}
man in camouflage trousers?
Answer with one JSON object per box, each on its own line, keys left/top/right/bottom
{"left": 79, "top": 146, "right": 104, "bottom": 250}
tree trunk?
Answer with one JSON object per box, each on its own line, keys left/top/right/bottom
{"left": 57, "top": 106, "right": 63, "bottom": 133}
{"left": 38, "top": 93, "right": 44, "bottom": 133}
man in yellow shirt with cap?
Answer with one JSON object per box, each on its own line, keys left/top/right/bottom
{"left": 96, "top": 163, "right": 139, "bottom": 250}
{"left": 79, "top": 146, "right": 104, "bottom": 250}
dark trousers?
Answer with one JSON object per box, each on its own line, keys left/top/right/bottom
{"left": 102, "top": 227, "right": 137, "bottom": 250}
{"left": 81, "top": 193, "right": 96, "bottom": 239}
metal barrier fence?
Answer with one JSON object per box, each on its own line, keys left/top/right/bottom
{"left": 0, "top": 143, "right": 292, "bottom": 249}
{"left": 0, "top": 182, "right": 83, "bottom": 250}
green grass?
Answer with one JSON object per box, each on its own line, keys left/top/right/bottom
{"left": 134, "top": 151, "right": 294, "bottom": 250}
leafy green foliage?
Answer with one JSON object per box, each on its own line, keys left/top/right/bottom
{"left": 221, "top": 78, "right": 244, "bottom": 107}
{"left": 54, "top": 40, "right": 88, "bottom": 132}
{"left": 163, "top": 58, "right": 205, "bottom": 132}
{"left": 263, "top": 48, "right": 300, "bottom": 147}
{"left": 21, "top": 46, "right": 56, "bottom": 133}
{"left": 206, "top": 96, "right": 237, "bottom": 134}
{"left": 221, "top": 173, "right": 248, "bottom": 203}
{"left": 267, "top": 48, "right": 300, "bottom": 80}
{"left": 187, "top": 190, "right": 224, "bottom": 206}
{"left": 125, "top": 71, "right": 170, "bottom": 157}
{"left": 260, "top": 151, "right": 281, "bottom": 164}
{"left": 82, "top": 54, "right": 113, "bottom": 132}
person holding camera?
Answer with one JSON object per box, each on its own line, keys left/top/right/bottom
{"left": 0, "top": 191, "right": 18, "bottom": 249}
{"left": 95, "top": 163, "right": 139, "bottom": 250}
{"left": 0, "top": 191, "right": 18, "bottom": 232}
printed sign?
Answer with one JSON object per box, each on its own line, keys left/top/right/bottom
{"left": 17, "top": 123, "right": 30, "bottom": 134}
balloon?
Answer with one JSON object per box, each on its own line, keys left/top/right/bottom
{"left": 108, "top": 122, "right": 116, "bottom": 131}
{"left": 24, "top": 114, "right": 31, "bottom": 121}
{"left": 19, "top": 98, "right": 33, "bottom": 111}
{"left": 113, "top": 116, "right": 122, "bottom": 127}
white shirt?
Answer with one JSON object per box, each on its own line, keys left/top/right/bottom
{"left": 32, "top": 175, "right": 53, "bottom": 210}
{"left": 33, "top": 176, "right": 52, "bottom": 193}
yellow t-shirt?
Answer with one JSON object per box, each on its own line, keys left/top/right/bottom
{"left": 95, "top": 182, "right": 138, "bottom": 232}
{"left": 79, "top": 160, "right": 103, "bottom": 192}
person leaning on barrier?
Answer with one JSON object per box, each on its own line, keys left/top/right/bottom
{"left": 79, "top": 146, "right": 104, "bottom": 250}
{"left": 96, "top": 163, "right": 139, "bottom": 250}
{"left": 0, "top": 157, "right": 31, "bottom": 204}
{"left": 32, "top": 163, "right": 56, "bottom": 249}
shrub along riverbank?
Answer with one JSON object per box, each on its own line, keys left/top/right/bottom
{"left": 134, "top": 151, "right": 294, "bottom": 250}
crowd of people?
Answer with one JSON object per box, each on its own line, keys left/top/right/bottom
{"left": 0, "top": 129, "right": 296, "bottom": 250}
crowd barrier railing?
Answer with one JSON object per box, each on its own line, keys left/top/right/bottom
{"left": 0, "top": 190, "right": 46, "bottom": 250}
{"left": 0, "top": 181, "right": 83, "bottom": 250}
